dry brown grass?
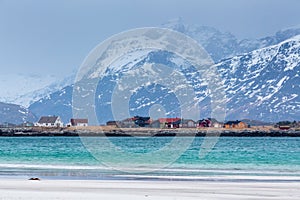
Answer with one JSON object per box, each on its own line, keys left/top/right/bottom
{"left": 30, "top": 125, "right": 284, "bottom": 133}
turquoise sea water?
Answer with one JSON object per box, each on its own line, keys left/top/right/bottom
{"left": 0, "top": 136, "right": 299, "bottom": 179}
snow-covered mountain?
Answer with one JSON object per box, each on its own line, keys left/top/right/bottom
{"left": 162, "top": 18, "right": 239, "bottom": 61}
{"left": 3, "top": 20, "right": 300, "bottom": 124}
{"left": 0, "top": 73, "right": 75, "bottom": 107}
{"left": 163, "top": 19, "right": 300, "bottom": 62}
{"left": 0, "top": 73, "right": 74, "bottom": 123}
{"left": 0, "top": 74, "right": 56, "bottom": 106}
{"left": 17, "top": 74, "right": 75, "bottom": 107}
{"left": 216, "top": 35, "right": 300, "bottom": 122}
{"left": 3, "top": 20, "right": 300, "bottom": 109}
{"left": 28, "top": 86, "right": 73, "bottom": 123}
{"left": 0, "top": 102, "right": 36, "bottom": 124}
{"left": 29, "top": 34, "right": 300, "bottom": 123}
{"left": 29, "top": 50, "right": 210, "bottom": 124}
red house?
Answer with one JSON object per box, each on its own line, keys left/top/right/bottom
{"left": 158, "top": 118, "right": 181, "bottom": 128}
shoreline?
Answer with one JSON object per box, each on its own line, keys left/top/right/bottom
{"left": 1, "top": 173, "right": 300, "bottom": 182}
{"left": 1, "top": 126, "right": 300, "bottom": 137}
{"left": 0, "top": 177, "right": 299, "bottom": 200}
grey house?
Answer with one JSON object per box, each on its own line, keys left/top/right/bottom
{"left": 180, "top": 119, "right": 196, "bottom": 128}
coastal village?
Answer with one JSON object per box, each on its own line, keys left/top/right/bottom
{"left": 1, "top": 115, "right": 300, "bottom": 132}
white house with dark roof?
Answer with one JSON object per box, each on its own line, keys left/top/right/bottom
{"left": 36, "top": 116, "right": 63, "bottom": 127}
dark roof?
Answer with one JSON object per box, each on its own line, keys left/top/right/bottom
{"left": 38, "top": 116, "right": 59, "bottom": 124}
{"left": 133, "top": 116, "right": 150, "bottom": 121}
{"left": 225, "top": 120, "right": 242, "bottom": 125}
{"left": 71, "top": 118, "right": 88, "bottom": 125}
{"left": 106, "top": 120, "right": 118, "bottom": 124}
{"left": 208, "top": 118, "right": 222, "bottom": 124}
{"left": 181, "top": 119, "right": 195, "bottom": 123}
{"left": 198, "top": 119, "right": 211, "bottom": 122}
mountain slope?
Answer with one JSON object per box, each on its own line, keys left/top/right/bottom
{"left": 29, "top": 35, "right": 300, "bottom": 123}
{"left": 3, "top": 21, "right": 300, "bottom": 110}
{"left": 0, "top": 73, "right": 75, "bottom": 107}
{"left": 0, "top": 102, "right": 36, "bottom": 124}
{"left": 217, "top": 35, "right": 300, "bottom": 121}
{"left": 28, "top": 86, "right": 73, "bottom": 123}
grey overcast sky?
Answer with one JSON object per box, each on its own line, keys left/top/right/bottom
{"left": 1, "top": 0, "right": 300, "bottom": 78}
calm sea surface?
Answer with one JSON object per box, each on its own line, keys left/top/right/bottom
{"left": 0, "top": 136, "right": 299, "bottom": 179}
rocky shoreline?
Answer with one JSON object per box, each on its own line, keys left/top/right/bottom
{"left": 0, "top": 126, "right": 300, "bottom": 137}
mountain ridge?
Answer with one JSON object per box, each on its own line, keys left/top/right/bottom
{"left": 26, "top": 34, "right": 300, "bottom": 124}
{"left": 1, "top": 22, "right": 300, "bottom": 124}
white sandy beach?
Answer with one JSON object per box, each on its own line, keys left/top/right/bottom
{"left": 0, "top": 176, "right": 299, "bottom": 200}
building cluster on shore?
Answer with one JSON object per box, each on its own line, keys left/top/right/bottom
{"left": 1, "top": 115, "right": 300, "bottom": 130}
{"left": 0, "top": 116, "right": 88, "bottom": 128}
{"left": 108, "top": 116, "right": 300, "bottom": 130}
{"left": 106, "top": 116, "right": 250, "bottom": 129}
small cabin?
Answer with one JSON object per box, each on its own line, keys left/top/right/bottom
{"left": 158, "top": 118, "right": 181, "bottom": 129}
{"left": 224, "top": 120, "right": 247, "bottom": 129}
{"left": 70, "top": 118, "right": 88, "bottom": 127}
{"left": 181, "top": 119, "right": 196, "bottom": 128}
{"left": 279, "top": 125, "right": 290, "bottom": 130}
{"left": 106, "top": 121, "right": 119, "bottom": 127}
